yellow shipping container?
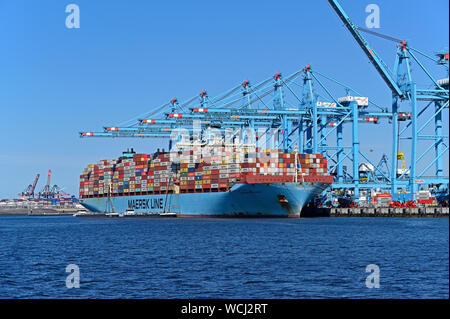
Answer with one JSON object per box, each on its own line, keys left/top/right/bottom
{"left": 203, "top": 180, "right": 211, "bottom": 184}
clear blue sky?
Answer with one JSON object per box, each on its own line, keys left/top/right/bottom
{"left": 0, "top": 0, "right": 448, "bottom": 198}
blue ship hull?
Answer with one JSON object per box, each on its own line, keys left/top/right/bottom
{"left": 80, "top": 182, "right": 329, "bottom": 217}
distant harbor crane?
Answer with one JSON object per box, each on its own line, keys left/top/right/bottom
{"left": 18, "top": 174, "right": 40, "bottom": 199}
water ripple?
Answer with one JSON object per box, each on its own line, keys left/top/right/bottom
{"left": 0, "top": 216, "right": 447, "bottom": 298}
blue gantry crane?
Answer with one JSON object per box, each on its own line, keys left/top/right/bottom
{"left": 80, "top": 0, "right": 449, "bottom": 205}
{"left": 328, "top": 0, "right": 449, "bottom": 201}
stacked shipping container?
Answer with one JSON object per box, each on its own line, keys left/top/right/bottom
{"left": 79, "top": 149, "right": 329, "bottom": 198}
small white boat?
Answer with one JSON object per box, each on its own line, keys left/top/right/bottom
{"left": 159, "top": 212, "right": 177, "bottom": 217}
{"left": 124, "top": 209, "right": 136, "bottom": 216}
{"left": 73, "top": 210, "right": 89, "bottom": 217}
{"left": 105, "top": 212, "right": 120, "bottom": 217}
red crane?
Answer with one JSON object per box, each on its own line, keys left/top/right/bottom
{"left": 19, "top": 173, "right": 40, "bottom": 198}
{"left": 44, "top": 169, "right": 52, "bottom": 197}
{"left": 29, "top": 174, "right": 40, "bottom": 197}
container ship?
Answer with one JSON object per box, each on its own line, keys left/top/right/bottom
{"left": 79, "top": 148, "right": 333, "bottom": 217}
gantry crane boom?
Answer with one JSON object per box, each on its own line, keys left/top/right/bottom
{"left": 328, "top": 0, "right": 405, "bottom": 98}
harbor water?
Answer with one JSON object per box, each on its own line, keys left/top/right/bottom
{"left": 0, "top": 215, "right": 448, "bottom": 298}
